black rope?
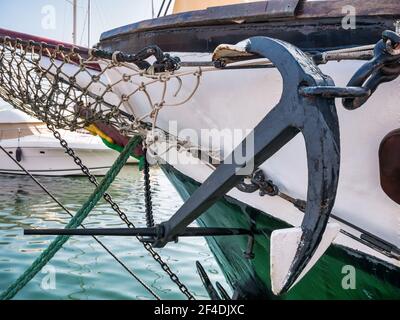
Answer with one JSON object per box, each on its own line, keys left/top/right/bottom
{"left": 0, "top": 144, "right": 160, "bottom": 300}
{"left": 157, "top": 0, "right": 166, "bottom": 18}
{"left": 163, "top": 0, "right": 172, "bottom": 16}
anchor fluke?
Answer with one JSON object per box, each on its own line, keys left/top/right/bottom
{"left": 270, "top": 223, "right": 340, "bottom": 295}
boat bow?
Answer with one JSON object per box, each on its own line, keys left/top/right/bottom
{"left": 150, "top": 36, "right": 341, "bottom": 295}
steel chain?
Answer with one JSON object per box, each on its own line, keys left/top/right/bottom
{"left": 143, "top": 151, "right": 155, "bottom": 228}
{"left": 47, "top": 123, "right": 195, "bottom": 300}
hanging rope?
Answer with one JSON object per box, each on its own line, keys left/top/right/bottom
{"left": 157, "top": 0, "right": 166, "bottom": 17}
{"left": 47, "top": 125, "right": 196, "bottom": 300}
{"left": 0, "top": 32, "right": 201, "bottom": 300}
{"left": 0, "top": 135, "right": 141, "bottom": 300}
{"left": 0, "top": 143, "right": 160, "bottom": 300}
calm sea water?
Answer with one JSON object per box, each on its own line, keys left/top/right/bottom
{"left": 0, "top": 166, "right": 230, "bottom": 300}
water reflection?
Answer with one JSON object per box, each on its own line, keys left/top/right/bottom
{"left": 0, "top": 166, "right": 230, "bottom": 300}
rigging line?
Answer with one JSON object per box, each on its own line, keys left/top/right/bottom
{"left": 88, "top": 0, "right": 91, "bottom": 47}
{"left": 61, "top": 0, "right": 67, "bottom": 43}
{"left": 79, "top": 6, "right": 89, "bottom": 46}
{"left": 0, "top": 144, "right": 160, "bottom": 300}
{"left": 157, "top": 0, "right": 166, "bottom": 18}
{"left": 163, "top": 0, "right": 172, "bottom": 16}
{"left": 93, "top": 0, "right": 106, "bottom": 30}
{"left": 64, "top": 0, "right": 84, "bottom": 8}
{"left": 236, "top": 168, "right": 400, "bottom": 259}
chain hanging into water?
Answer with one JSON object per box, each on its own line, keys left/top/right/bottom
{"left": 0, "top": 33, "right": 202, "bottom": 300}
{"left": 1, "top": 134, "right": 140, "bottom": 300}
{"left": 0, "top": 144, "right": 160, "bottom": 300}
{"left": 46, "top": 124, "right": 195, "bottom": 300}
{"left": 143, "top": 150, "right": 155, "bottom": 228}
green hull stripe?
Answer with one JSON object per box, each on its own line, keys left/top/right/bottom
{"left": 161, "top": 164, "right": 400, "bottom": 300}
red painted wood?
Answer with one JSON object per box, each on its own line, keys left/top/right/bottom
{"left": 0, "top": 28, "right": 102, "bottom": 71}
{"left": 0, "top": 28, "right": 88, "bottom": 52}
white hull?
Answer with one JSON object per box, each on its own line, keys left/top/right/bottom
{"left": 0, "top": 146, "right": 116, "bottom": 176}
{"left": 0, "top": 125, "right": 124, "bottom": 176}
{"left": 102, "top": 53, "right": 400, "bottom": 267}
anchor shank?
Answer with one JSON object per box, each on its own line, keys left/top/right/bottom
{"left": 152, "top": 36, "right": 340, "bottom": 295}
{"left": 157, "top": 113, "right": 298, "bottom": 247}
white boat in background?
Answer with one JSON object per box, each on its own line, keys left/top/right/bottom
{"left": 0, "top": 108, "right": 126, "bottom": 176}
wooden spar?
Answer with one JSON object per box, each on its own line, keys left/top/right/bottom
{"left": 0, "top": 28, "right": 89, "bottom": 54}
{"left": 100, "top": 0, "right": 400, "bottom": 41}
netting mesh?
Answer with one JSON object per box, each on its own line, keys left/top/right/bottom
{"left": 0, "top": 36, "right": 201, "bottom": 135}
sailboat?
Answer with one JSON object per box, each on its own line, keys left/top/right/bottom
{"left": 0, "top": 0, "right": 399, "bottom": 299}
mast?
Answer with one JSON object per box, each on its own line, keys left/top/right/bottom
{"left": 72, "top": 0, "right": 77, "bottom": 45}
{"left": 88, "top": 0, "right": 91, "bottom": 46}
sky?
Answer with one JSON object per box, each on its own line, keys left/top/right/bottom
{"left": 0, "top": 0, "right": 172, "bottom": 47}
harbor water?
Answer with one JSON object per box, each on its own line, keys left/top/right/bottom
{"left": 0, "top": 166, "right": 230, "bottom": 299}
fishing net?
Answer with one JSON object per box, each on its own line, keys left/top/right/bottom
{"left": 0, "top": 36, "right": 201, "bottom": 135}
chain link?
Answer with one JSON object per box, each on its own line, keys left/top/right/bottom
{"left": 143, "top": 150, "right": 155, "bottom": 228}
{"left": 47, "top": 123, "right": 195, "bottom": 300}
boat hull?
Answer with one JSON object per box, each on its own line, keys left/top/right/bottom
{"left": 0, "top": 146, "right": 117, "bottom": 176}
{"left": 103, "top": 55, "right": 400, "bottom": 249}
{"left": 162, "top": 163, "right": 400, "bottom": 299}
{"left": 95, "top": 2, "right": 400, "bottom": 269}
{"left": 95, "top": 43, "right": 400, "bottom": 295}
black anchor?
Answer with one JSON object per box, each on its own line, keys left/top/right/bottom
{"left": 151, "top": 36, "right": 341, "bottom": 294}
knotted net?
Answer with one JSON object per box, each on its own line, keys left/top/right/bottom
{"left": 0, "top": 35, "right": 201, "bottom": 135}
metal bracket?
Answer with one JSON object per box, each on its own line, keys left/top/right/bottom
{"left": 243, "top": 234, "right": 255, "bottom": 260}
{"left": 236, "top": 169, "right": 278, "bottom": 196}
{"left": 343, "top": 30, "right": 400, "bottom": 110}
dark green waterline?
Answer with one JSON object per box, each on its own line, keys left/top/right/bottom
{"left": 161, "top": 164, "right": 400, "bottom": 300}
